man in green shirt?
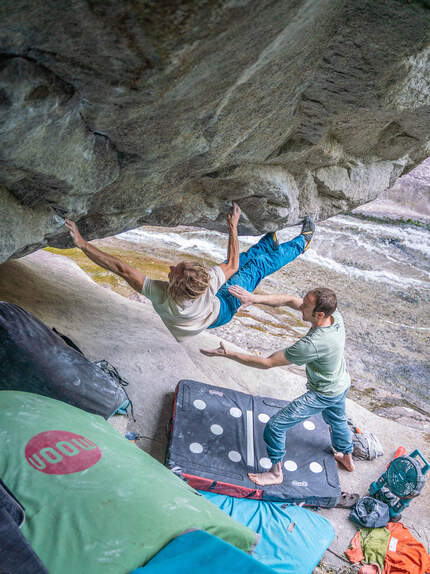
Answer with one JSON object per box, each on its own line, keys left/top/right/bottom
{"left": 201, "top": 286, "right": 354, "bottom": 486}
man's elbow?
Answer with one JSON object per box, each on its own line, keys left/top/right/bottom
{"left": 230, "top": 260, "right": 240, "bottom": 274}
{"left": 222, "top": 262, "right": 239, "bottom": 280}
{"left": 116, "top": 263, "right": 128, "bottom": 276}
{"left": 117, "top": 261, "right": 135, "bottom": 279}
{"left": 261, "top": 359, "right": 273, "bottom": 369}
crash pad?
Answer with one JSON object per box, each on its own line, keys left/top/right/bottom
{"left": 201, "top": 492, "right": 335, "bottom": 574}
{"left": 166, "top": 380, "right": 341, "bottom": 506}
{"left": 0, "top": 391, "right": 257, "bottom": 574}
{"left": 130, "top": 530, "right": 275, "bottom": 574}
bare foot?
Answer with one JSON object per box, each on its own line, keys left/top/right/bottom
{"left": 248, "top": 462, "right": 283, "bottom": 486}
{"left": 334, "top": 452, "right": 355, "bottom": 472}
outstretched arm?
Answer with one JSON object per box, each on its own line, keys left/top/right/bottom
{"left": 200, "top": 341, "right": 291, "bottom": 369}
{"left": 218, "top": 203, "right": 240, "bottom": 281}
{"left": 65, "top": 220, "right": 146, "bottom": 292}
{"left": 228, "top": 285, "right": 303, "bottom": 310}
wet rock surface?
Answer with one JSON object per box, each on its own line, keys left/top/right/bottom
{"left": 1, "top": 1, "right": 430, "bottom": 262}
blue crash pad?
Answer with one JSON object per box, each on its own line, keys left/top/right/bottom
{"left": 130, "top": 530, "right": 276, "bottom": 574}
{"left": 201, "top": 491, "right": 335, "bottom": 574}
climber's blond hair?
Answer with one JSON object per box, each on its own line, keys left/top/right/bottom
{"left": 168, "top": 261, "right": 211, "bottom": 303}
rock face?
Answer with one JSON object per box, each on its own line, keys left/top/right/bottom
{"left": 1, "top": 0, "right": 430, "bottom": 262}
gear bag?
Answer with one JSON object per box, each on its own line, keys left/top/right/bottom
{"left": 349, "top": 496, "right": 390, "bottom": 528}
{"left": 0, "top": 301, "right": 130, "bottom": 419}
{"left": 352, "top": 432, "right": 383, "bottom": 460}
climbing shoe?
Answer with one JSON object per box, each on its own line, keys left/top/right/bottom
{"left": 262, "top": 232, "right": 280, "bottom": 250}
{"left": 271, "top": 231, "right": 280, "bottom": 250}
{"left": 301, "top": 216, "right": 315, "bottom": 250}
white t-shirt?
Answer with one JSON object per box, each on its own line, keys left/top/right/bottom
{"left": 141, "top": 266, "right": 226, "bottom": 341}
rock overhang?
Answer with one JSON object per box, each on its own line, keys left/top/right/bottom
{"left": 1, "top": 0, "right": 430, "bottom": 262}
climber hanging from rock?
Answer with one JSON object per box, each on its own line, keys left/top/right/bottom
{"left": 65, "top": 205, "right": 314, "bottom": 341}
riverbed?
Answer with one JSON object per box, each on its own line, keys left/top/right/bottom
{"left": 48, "top": 203, "right": 430, "bottom": 431}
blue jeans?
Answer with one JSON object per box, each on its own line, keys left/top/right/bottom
{"left": 209, "top": 233, "right": 305, "bottom": 328}
{"left": 264, "top": 389, "right": 353, "bottom": 464}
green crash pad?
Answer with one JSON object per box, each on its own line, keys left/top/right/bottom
{"left": 0, "top": 391, "right": 257, "bottom": 574}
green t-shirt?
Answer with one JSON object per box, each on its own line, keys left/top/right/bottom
{"left": 283, "top": 310, "right": 350, "bottom": 396}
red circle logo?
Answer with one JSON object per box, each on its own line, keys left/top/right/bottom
{"left": 25, "top": 431, "right": 102, "bottom": 474}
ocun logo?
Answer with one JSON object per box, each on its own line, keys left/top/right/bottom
{"left": 209, "top": 390, "right": 224, "bottom": 397}
{"left": 25, "top": 431, "right": 102, "bottom": 474}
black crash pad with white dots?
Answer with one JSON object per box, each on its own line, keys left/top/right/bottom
{"left": 166, "top": 380, "right": 341, "bottom": 507}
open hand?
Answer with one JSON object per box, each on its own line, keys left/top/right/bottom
{"left": 228, "top": 285, "right": 255, "bottom": 308}
{"left": 65, "top": 219, "right": 86, "bottom": 249}
{"left": 226, "top": 202, "right": 241, "bottom": 227}
{"left": 200, "top": 341, "right": 228, "bottom": 358}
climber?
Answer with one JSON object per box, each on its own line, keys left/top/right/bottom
{"left": 201, "top": 286, "right": 355, "bottom": 484}
{"left": 65, "top": 205, "right": 314, "bottom": 341}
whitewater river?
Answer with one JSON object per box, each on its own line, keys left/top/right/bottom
{"left": 115, "top": 213, "right": 430, "bottom": 429}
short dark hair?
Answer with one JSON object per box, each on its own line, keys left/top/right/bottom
{"left": 308, "top": 287, "right": 337, "bottom": 317}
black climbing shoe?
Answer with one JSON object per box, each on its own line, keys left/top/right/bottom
{"left": 262, "top": 232, "right": 280, "bottom": 250}
{"left": 271, "top": 231, "right": 280, "bottom": 250}
{"left": 301, "top": 216, "right": 315, "bottom": 251}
